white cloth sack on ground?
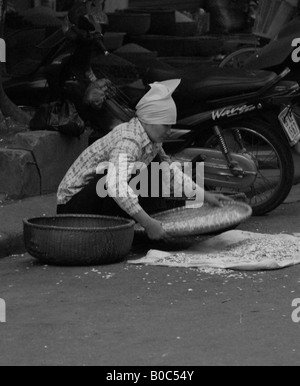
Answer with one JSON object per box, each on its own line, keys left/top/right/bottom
{"left": 129, "top": 231, "right": 300, "bottom": 271}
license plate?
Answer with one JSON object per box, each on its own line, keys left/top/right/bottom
{"left": 279, "top": 107, "right": 300, "bottom": 145}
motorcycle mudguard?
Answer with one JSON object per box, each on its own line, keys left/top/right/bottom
{"left": 174, "top": 148, "right": 257, "bottom": 191}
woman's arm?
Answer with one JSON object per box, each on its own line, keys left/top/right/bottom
{"left": 158, "top": 147, "right": 231, "bottom": 207}
{"left": 133, "top": 210, "right": 167, "bottom": 241}
{"left": 104, "top": 139, "right": 167, "bottom": 240}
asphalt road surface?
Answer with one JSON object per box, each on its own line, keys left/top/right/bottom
{"left": 1, "top": 201, "right": 300, "bottom": 366}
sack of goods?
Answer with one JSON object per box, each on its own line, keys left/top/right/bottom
{"left": 30, "top": 101, "right": 85, "bottom": 138}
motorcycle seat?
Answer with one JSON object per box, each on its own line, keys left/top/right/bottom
{"left": 144, "top": 66, "right": 277, "bottom": 102}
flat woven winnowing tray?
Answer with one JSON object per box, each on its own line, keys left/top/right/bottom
{"left": 135, "top": 201, "right": 253, "bottom": 238}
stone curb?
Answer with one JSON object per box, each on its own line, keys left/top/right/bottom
{"left": 0, "top": 231, "right": 25, "bottom": 259}
{"left": 0, "top": 194, "right": 57, "bottom": 259}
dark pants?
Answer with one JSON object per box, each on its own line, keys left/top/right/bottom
{"left": 57, "top": 175, "right": 169, "bottom": 218}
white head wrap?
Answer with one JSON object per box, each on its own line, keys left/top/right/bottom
{"left": 136, "top": 79, "right": 181, "bottom": 125}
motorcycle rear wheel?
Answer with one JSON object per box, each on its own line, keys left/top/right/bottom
{"left": 203, "top": 119, "right": 295, "bottom": 216}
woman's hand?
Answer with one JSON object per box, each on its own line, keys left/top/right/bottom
{"left": 134, "top": 210, "right": 168, "bottom": 241}
{"left": 205, "top": 192, "right": 233, "bottom": 208}
{"left": 144, "top": 218, "right": 167, "bottom": 241}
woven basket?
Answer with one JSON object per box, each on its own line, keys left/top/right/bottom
{"left": 135, "top": 201, "right": 252, "bottom": 239}
{"left": 24, "top": 215, "right": 135, "bottom": 266}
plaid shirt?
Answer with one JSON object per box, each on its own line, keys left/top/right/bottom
{"left": 57, "top": 118, "right": 199, "bottom": 217}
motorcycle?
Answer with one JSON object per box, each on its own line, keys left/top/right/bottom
{"left": 240, "top": 17, "right": 300, "bottom": 74}
{"left": 143, "top": 64, "right": 299, "bottom": 216}
{"left": 3, "top": 5, "right": 127, "bottom": 136}
{"left": 218, "top": 16, "right": 300, "bottom": 162}
{"left": 4, "top": 6, "right": 300, "bottom": 216}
